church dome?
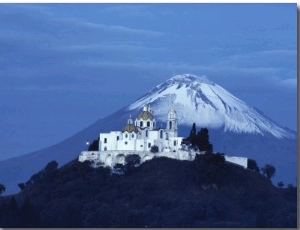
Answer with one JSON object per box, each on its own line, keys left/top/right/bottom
{"left": 122, "top": 124, "right": 138, "bottom": 133}
{"left": 137, "top": 111, "right": 154, "bottom": 121}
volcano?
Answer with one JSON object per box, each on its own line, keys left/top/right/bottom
{"left": 0, "top": 74, "right": 296, "bottom": 195}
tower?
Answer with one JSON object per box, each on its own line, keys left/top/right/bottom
{"left": 166, "top": 108, "right": 178, "bottom": 137}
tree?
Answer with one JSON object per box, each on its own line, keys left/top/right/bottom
{"left": 261, "top": 164, "right": 276, "bottom": 179}
{"left": 287, "top": 184, "right": 294, "bottom": 189}
{"left": 197, "top": 128, "right": 213, "bottom": 152}
{"left": 150, "top": 145, "right": 159, "bottom": 153}
{"left": 88, "top": 138, "right": 99, "bottom": 151}
{"left": 125, "top": 154, "right": 141, "bottom": 174}
{"left": 0, "top": 183, "right": 5, "bottom": 196}
{"left": 277, "top": 181, "right": 284, "bottom": 188}
{"left": 189, "top": 123, "right": 197, "bottom": 146}
{"left": 18, "top": 183, "right": 26, "bottom": 191}
{"left": 44, "top": 160, "right": 58, "bottom": 174}
{"left": 248, "top": 159, "right": 260, "bottom": 173}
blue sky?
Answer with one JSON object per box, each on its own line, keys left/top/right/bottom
{"left": 0, "top": 3, "right": 297, "bottom": 160}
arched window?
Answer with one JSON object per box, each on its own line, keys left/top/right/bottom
{"left": 104, "top": 138, "right": 107, "bottom": 143}
{"left": 147, "top": 121, "right": 150, "bottom": 127}
{"left": 146, "top": 130, "right": 148, "bottom": 138}
{"left": 104, "top": 147, "right": 107, "bottom": 151}
{"left": 140, "top": 121, "right": 143, "bottom": 127}
{"left": 131, "top": 133, "right": 134, "bottom": 138}
{"left": 169, "top": 121, "right": 172, "bottom": 129}
{"left": 125, "top": 134, "right": 128, "bottom": 138}
{"left": 160, "top": 130, "right": 163, "bottom": 139}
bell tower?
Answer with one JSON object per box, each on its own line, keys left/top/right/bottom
{"left": 166, "top": 108, "right": 178, "bottom": 137}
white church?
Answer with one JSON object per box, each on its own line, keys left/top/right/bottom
{"left": 78, "top": 104, "right": 248, "bottom": 169}
{"left": 99, "top": 104, "right": 182, "bottom": 153}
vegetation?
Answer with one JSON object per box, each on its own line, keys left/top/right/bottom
{"left": 150, "top": 145, "right": 159, "bottom": 153}
{"left": 88, "top": 138, "right": 99, "bottom": 151}
{"left": 261, "top": 164, "right": 276, "bottom": 180}
{"left": 277, "top": 181, "right": 284, "bottom": 188}
{"left": 183, "top": 123, "right": 213, "bottom": 152}
{"left": 0, "top": 183, "right": 5, "bottom": 196}
{"left": 0, "top": 156, "right": 296, "bottom": 228}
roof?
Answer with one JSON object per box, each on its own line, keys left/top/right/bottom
{"left": 137, "top": 111, "right": 154, "bottom": 121}
{"left": 122, "top": 124, "right": 138, "bottom": 133}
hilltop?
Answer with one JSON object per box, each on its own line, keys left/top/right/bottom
{"left": 0, "top": 154, "right": 296, "bottom": 228}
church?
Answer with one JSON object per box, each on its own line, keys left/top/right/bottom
{"left": 78, "top": 104, "right": 248, "bottom": 169}
{"left": 99, "top": 104, "right": 183, "bottom": 153}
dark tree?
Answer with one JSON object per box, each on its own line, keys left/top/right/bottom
{"left": 189, "top": 123, "right": 197, "bottom": 146}
{"left": 277, "top": 181, "right": 284, "bottom": 188}
{"left": 88, "top": 138, "right": 99, "bottom": 151}
{"left": 125, "top": 154, "right": 141, "bottom": 171}
{"left": 18, "top": 183, "right": 26, "bottom": 191}
{"left": 261, "top": 164, "right": 276, "bottom": 179}
{"left": 248, "top": 159, "right": 260, "bottom": 173}
{"left": 150, "top": 145, "right": 159, "bottom": 153}
{"left": 197, "top": 128, "right": 213, "bottom": 152}
{"left": 287, "top": 184, "right": 294, "bottom": 189}
{"left": 44, "top": 160, "right": 58, "bottom": 174}
{"left": 0, "top": 183, "right": 5, "bottom": 196}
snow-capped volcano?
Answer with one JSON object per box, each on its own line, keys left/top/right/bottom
{"left": 127, "top": 74, "right": 294, "bottom": 139}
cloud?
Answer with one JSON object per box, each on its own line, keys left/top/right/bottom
{"left": 99, "top": 4, "right": 155, "bottom": 19}
{"left": 280, "top": 78, "right": 297, "bottom": 88}
{"left": 61, "top": 43, "right": 168, "bottom": 53}
{"left": 54, "top": 17, "right": 164, "bottom": 37}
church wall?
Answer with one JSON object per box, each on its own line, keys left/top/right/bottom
{"left": 135, "top": 139, "right": 145, "bottom": 151}
{"left": 118, "top": 139, "right": 136, "bottom": 151}
{"left": 149, "top": 130, "right": 159, "bottom": 140}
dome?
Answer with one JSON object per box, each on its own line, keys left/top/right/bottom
{"left": 137, "top": 111, "right": 154, "bottom": 121}
{"left": 122, "top": 124, "right": 138, "bottom": 133}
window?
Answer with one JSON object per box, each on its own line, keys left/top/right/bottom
{"left": 140, "top": 121, "right": 143, "bottom": 127}
{"left": 104, "top": 147, "right": 107, "bottom": 151}
{"left": 147, "top": 121, "right": 150, "bottom": 127}
{"left": 160, "top": 130, "right": 163, "bottom": 139}
{"left": 117, "top": 136, "right": 119, "bottom": 141}
{"left": 174, "top": 140, "right": 177, "bottom": 146}
{"left": 169, "top": 121, "right": 172, "bottom": 129}
{"left": 104, "top": 138, "right": 107, "bottom": 143}
{"left": 131, "top": 134, "right": 134, "bottom": 138}
{"left": 125, "top": 134, "right": 128, "bottom": 138}
{"left": 148, "top": 143, "right": 151, "bottom": 148}
{"left": 146, "top": 130, "right": 148, "bottom": 138}
{"left": 125, "top": 141, "right": 128, "bottom": 145}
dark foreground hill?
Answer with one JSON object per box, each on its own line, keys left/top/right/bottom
{"left": 0, "top": 154, "right": 297, "bottom": 228}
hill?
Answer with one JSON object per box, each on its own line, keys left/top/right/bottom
{"left": 0, "top": 154, "right": 297, "bottom": 228}
{"left": 0, "top": 74, "right": 296, "bottom": 195}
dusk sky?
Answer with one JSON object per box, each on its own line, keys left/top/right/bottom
{"left": 0, "top": 3, "right": 297, "bottom": 160}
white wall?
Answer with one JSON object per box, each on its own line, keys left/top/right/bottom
{"left": 224, "top": 156, "right": 248, "bottom": 168}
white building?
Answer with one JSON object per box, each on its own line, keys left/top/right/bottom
{"left": 99, "top": 104, "right": 182, "bottom": 153}
{"left": 78, "top": 104, "right": 248, "bottom": 169}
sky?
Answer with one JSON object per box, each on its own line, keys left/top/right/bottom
{"left": 0, "top": 3, "right": 297, "bottom": 160}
